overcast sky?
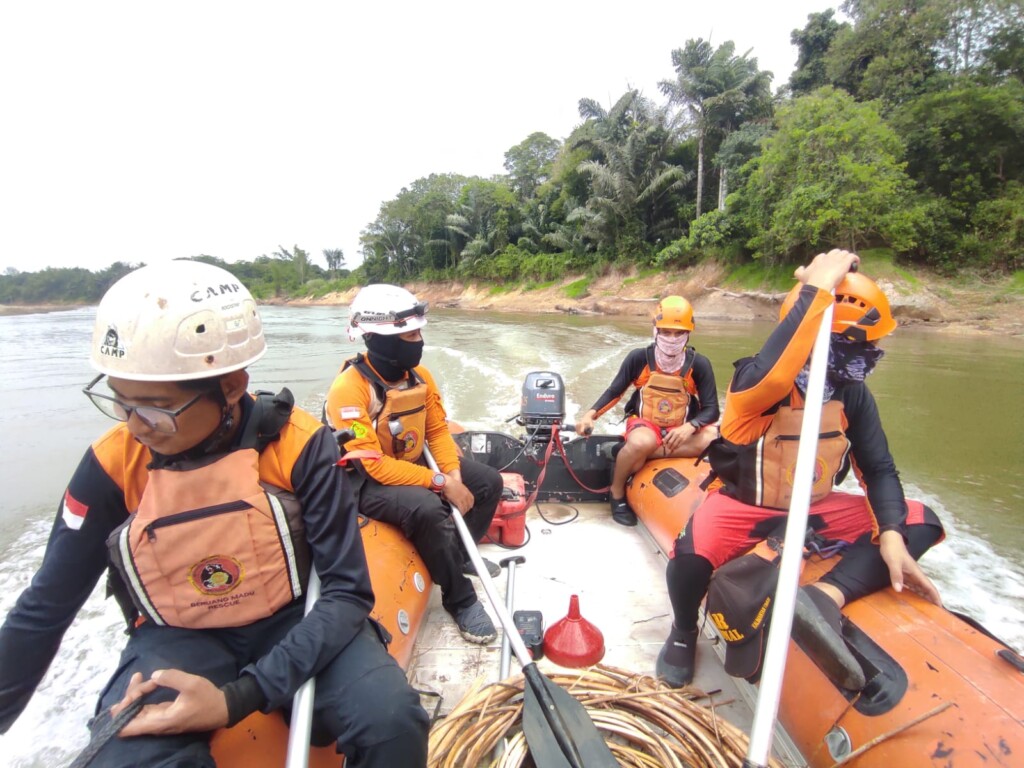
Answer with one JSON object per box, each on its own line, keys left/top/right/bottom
{"left": 1, "top": 1, "right": 838, "bottom": 275}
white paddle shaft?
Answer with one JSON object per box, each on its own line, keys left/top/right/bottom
{"left": 422, "top": 446, "right": 535, "bottom": 667}
{"left": 285, "top": 569, "right": 322, "bottom": 768}
{"left": 745, "top": 301, "right": 835, "bottom": 767}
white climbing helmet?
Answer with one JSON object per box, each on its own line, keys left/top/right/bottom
{"left": 347, "top": 284, "right": 428, "bottom": 341}
{"left": 90, "top": 260, "right": 266, "bottom": 381}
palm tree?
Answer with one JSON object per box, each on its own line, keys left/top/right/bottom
{"left": 660, "top": 39, "right": 715, "bottom": 219}
{"left": 363, "top": 220, "right": 419, "bottom": 278}
{"left": 322, "top": 248, "right": 345, "bottom": 275}
{"left": 571, "top": 98, "right": 691, "bottom": 256}
{"left": 703, "top": 47, "right": 773, "bottom": 209}
{"left": 660, "top": 39, "right": 773, "bottom": 218}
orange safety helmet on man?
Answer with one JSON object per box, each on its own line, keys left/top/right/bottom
{"left": 654, "top": 296, "right": 695, "bottom": 332}
{"left": 779, "top": 273, "right": 897, "bottom": 342}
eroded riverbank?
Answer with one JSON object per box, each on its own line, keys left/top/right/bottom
{"left": 291, "top": 264, "right": 1024, "bottom": 337}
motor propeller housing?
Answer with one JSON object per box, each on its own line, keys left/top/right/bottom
{"left": 518, "top": 371, "right": 566, "bottom": 437}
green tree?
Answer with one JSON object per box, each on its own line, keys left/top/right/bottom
{"left": 892, "top": 81, "right": 1024, "bottom": 212}
{"left": 445, "top": 178, "right": 519, "bottom": 275}
{"left": 323, "top": 248, "right": 346, "bottom": 274}
{"left": 660, "top": 40, "right": 772, "bottom": 218}
{"left": 273, "top": 245, "right": 311, "bottom": 285}
{"left": 934, "top": 0, "right": 1023, "bottom": 76}
{"left": 733, "top": 87, "right": 918, "bottom": 262}
{"left": 789, "top": 10, "right": 848, "bottom": 96}
{"left": 572, "top": 98, "right": 690, "bottom": 258}
{"left": 660, "top": 39, "right": 716, "bottom": 219}
{"left": 825, "top": 0, "right": 1022, "bottom": 107}
{"left": 825, "top": 0, "right": 945, "bottom": 108}
{"left": 713, "top": 122, "right": 772, "bottom": 196}
{"left": 503, "top": 132, "right": 561, "bottom": 202}
{"left": 361, "top": 174, "right": 469, "bottom": 276}
{"left": 362, "top": 219, "right": 420, "bottom": 279}
{"left": 983, "top": 16, "right": 1024, "bottom": 82}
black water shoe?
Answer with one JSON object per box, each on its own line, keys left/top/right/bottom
{"left": 793, "top": 585, "right": 867, "bottom": 691}
{"left": 656, "top": 626, "right": 698, "bottom": 688}
{"left": 610, "top": 497, "right": 637, "bottom": 527}
{"left": 454, "top": 601, "right": 497, "bottom": 644}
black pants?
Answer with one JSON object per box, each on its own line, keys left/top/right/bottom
{"left": 91, "top": 606, "right": 429, "bottom": 767}
{"left": 360, "top": 458, "right": 501, "bottom": 616}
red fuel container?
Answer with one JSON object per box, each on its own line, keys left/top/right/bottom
{"left": 481, "top": 472, "right": 528, "bottom": 546}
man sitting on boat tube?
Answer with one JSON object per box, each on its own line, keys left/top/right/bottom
{"left": 0, "top": 262, "right": 429, "bottom": 766}
{"left": 325, "top": 284, "right": 503, "bottom": 645}
{"left": 656, "top": 249, "right": 945, "bottom": 690}
{"left": 575, "top": 295, "right": 720, "bottom": 526}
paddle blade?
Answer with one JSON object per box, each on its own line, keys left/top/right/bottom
{"left": 521, "top": 665, "right": 618, "bottom": 768}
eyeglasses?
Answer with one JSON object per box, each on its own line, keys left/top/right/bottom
{"left": 83, "top": 374, "right": 206, "bottom": 434}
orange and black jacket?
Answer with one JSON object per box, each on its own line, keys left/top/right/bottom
{"left": 325, "top": 358, "right": 461, "bottom": 486}
{"left": 711, "top": 284, "right": 908, "bottom": 537}
{"left": 0, "top": 396, "right": 374, "bottom": 733}
{"left": 589, "top": 344, "right": 720, "bottom": 429}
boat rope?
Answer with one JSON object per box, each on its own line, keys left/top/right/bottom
{"left": 497, "top": 424, "right": 545, "bottom": 473}
{"left": 427, "top": 664, "right": 785, "bottom": 768}
{"left": 535, "top": 501, "right": 579, "bottom": 527}
{"left": 67, "top": 696, "right": 145, "bottom": 768}
{"left": 552, "top": 424, "right": 611, "bottom": 495}
{"left": 828, "top": 700, "right": 954, "bottom": 767}
{"left": 519, "top": 429, "right": 558, "bottom": 510}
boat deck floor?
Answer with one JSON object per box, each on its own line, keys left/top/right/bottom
{"left": 405, "top": 500, "right": 805, "bottom": 767}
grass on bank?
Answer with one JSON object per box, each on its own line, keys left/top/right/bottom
{"left": 563, "top": 278, "right": 591, "bottom": 299}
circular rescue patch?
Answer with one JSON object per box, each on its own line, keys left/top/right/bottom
{"left": 189, "top": 556, "right": 244, "bottom": 596}
{"left": 399, "top": 430, "right": 419, "bottom": 454}
{"left": 785, "top": 456, "right": 830, "bottom": 491}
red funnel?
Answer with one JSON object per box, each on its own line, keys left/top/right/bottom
{"left": 543, "top": 594, "right": 605, "bottom": 668}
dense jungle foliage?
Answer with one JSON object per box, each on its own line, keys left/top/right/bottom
{"left": 3, "top": 0, "right": 1022, "bottom": 304}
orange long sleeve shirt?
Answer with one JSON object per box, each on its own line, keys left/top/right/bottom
{"left": 325, "top": 359, "right": 462, "bottom": 487}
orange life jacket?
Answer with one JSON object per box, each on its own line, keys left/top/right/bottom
{"left": 709, "top": 390, "right": 851, "bottom": 510}
{"left": 106, "top": 394, "right": 310, "bottom": 629}
{"left": 348, "top": 355, "right": 428, "bottom": 463}
{"left": 636, "top": 347, "right": 695, "bottom": 429}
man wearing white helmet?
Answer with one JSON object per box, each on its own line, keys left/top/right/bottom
{"left": 0, "top": 261, "right": 429, "bottom": 766}
{"left": 325, "top": 284, "right": 502, "bottom": 644}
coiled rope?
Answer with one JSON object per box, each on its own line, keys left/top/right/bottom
{"left": 428, "top": 664, "right": 784, "bottom": 768}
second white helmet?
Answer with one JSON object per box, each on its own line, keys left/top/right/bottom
{"left": 90, "top": 260, "right": 266, "bottom": 381}
{"left": 348, "top": 284, "right": 428, "bottom": 341}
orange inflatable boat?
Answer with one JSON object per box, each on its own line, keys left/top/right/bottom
{"left": 211, "top": 518, "right": 432, "bottom": 768}
{"left": 627, "top": 457, "right": 1024, "bottom": 767}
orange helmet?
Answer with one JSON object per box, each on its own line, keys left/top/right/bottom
{"left": 654, "top": 296, "right": 695, "bottom": 332}
{"left": 779, "top": 273, "right": 897, "bottom": 342}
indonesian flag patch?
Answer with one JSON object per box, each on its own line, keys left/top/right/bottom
{"left": 61, "top": 490, "right": 89, "bottom": 530}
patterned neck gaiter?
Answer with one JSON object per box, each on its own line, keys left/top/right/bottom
{"left": 828, "top": 335, "right": 886, "bottom": 384}
{"left": 653, "top": 330, "right": 689, "bottom": 372}
{"left": 795, "top": 335, "right": 886, "bottom": 401}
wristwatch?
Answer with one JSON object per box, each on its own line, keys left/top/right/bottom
{"left": 430, "top": 472, "right": 447, "bottom": 493}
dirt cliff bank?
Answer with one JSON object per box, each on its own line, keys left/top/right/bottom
{"left": 293, "top": 264, "right": 1024, "bottom": 337}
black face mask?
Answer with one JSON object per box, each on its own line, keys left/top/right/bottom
{"left": 365, "top": 334, "right": 424, "bottom": 380}
{"left": 394, "top": 339, "right": 424, "bottom": 370}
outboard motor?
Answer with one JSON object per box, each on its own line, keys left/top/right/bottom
{"left": 518, "top": 371, "right": 565, "bottom": 441}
